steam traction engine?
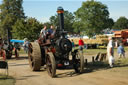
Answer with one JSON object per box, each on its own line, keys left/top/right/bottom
{"left": 28, "top": 7, "right": 84, "bottom": 77}
{"left": 0, "top": 28, "right": 13, "bottom": 60}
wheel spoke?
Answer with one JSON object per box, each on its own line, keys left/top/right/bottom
{"left": 47, "top": 55, "right": 52, "bottom": 74}
{"left": 46, "top": 52, "right": 56, "bottom": 77}
{"left": 73, "top": 51, "right": 84, "bottom": 73}
{"left": 28, "top": 42, "right": 41, "bottom": 71}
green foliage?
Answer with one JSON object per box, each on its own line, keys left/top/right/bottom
{"left": 107, "top": 18, "right": 114, "bottom": 29}
{"left": 0, "top": 0, "right": 25, "bottom": 38}
{"left": 72, "top": 19, "right": 84, "bottom": 34}
{"left": 12, "top": 18, "right": 42, "bottom": 41}
{"left": 49, "top": 11, "right": 75, "bottom": 32}
{"left": 0, "top": 75, "right": 15, "bottom": 85}
{"left": 112, "top": 16, "right": 128, "bottom": 30}
{"left": 0, "top": 14, "right": 14, "bottom": 38}
{"left": 74, "top": 0, "right": 112, "bottom": 37}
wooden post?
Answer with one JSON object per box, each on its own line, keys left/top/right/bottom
{"left": 92, "top": 56, "right": 95, "bottom": 64}
{"left": 85, "top": 59, "right": 88, "bottom": 66}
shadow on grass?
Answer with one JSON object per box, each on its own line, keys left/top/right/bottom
{"left": 56, "top": 58, "right": 128, "bottom": 78}
{"left": 0, "top": 75, "right": 16, "bottom": 85}
{"left": 113, "top": 58, "right": 128, "bottom": 68}
{"left": 55, "top": 61, "right": 109, "bottom": 78}
{"left": 84, "top": 61, "right": 109, "bottom": 73}
{"left": 0, "top": 75, "right": 15, "bottom": 80}
{"left": 16, "top": 75, "right": 40, "bottom": 80}
{"left": 84, "top": 58, "right": 128, "bottom": 73}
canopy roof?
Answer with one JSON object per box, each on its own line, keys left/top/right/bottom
{"left": 10, "top": 39, "right": 24, "bottom": 43}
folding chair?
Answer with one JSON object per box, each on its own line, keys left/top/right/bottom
{"left": 95, "top": 52, "right": 101, "bottom": 61}
{"left": 0, "top": 50, "right": 8, "bottom": 78}
{"left": 0, "top": 60, "right": 8, "bottom": 78}
{"left": 99, "top": 53, "right": 107, "bottom": 61}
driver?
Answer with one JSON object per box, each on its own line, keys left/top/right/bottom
{"left": 38, "top": 25, "right": 51, "bottom": 45}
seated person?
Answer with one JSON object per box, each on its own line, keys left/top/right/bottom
{"left": 38, "top": 26, "right": 51, "bottom": 46}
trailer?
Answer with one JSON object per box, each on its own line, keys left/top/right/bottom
{"left": 69, "top": 35, "right": 108, "bottom": 49}
{"left": 114, "top": 29, "right": 128, "bottom": 46}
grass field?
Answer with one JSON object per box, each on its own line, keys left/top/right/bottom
{"left": 82, "top": 46, "right": 128, "bottom": 55}
{"left": 0, "top": 75, "right": 15, "bottom": 85}
{"left": 86, "top": 56, "right": 128, "bottom": 74}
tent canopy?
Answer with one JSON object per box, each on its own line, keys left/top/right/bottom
{"left": 10, "top": 39, "right": 24, "bottom": 43}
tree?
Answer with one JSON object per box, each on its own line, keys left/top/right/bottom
{"left": 107, "top": 18, "right": 114, "bottom": 29}
{"left": 0, "top": 0, "right": 25, "bottom": 38}
{"left": 112, "top": 17, "right": 128, "bottom": 30}
{"left": 12, "top": 18, "right": 42, "bottom": 41}
{"left": 49, "top": 11, "right": 75, "bottom": 32}
{"left": 72, "top": 18, "right": 84, "bottom": 34}
{"left": 74, "top": 0, "right": 111, "bottom": 37}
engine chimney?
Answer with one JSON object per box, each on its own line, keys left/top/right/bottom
{"left": 57, "top": 6, "right": 64, "bottom": 31}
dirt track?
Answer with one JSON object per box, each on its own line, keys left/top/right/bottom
{"left": 7, "top": 52, "right": 128, "bottom": 85}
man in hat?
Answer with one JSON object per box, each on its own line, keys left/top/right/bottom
{"left": 107, "top": 36, "right": 115, "bottom": 67}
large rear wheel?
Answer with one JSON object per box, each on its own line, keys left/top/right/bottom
{"left": 28, "top": 42, "right": 41, "bottom": 71}
{"left": 46, "top": 52, "right": 56, "bottom": 78}
{"left": 73, "top": 51, "right": 84, "bottom": 73}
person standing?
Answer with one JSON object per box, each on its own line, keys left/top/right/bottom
{"left": 127, "top": 38, "right": 128, "bottom": 45}
{"left": 23, "top": 38, "right": 29, "bottom": 53}
{"left": 79, "top": 38, "right": 84, "bottom": 52}
{"left": 117, "top": 43, "right": 125, "bottom": 58}
{"left": 14, "top": 42, "right": 20, "bottom": 59}
{"left": 71, "top": 39, "right": 75, "bottom": 49}
{"left": 107, "top": 36, "right": 114, "bottom": 67}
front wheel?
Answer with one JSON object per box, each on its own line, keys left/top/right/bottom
{"left": 73, "top": 50, "right": 84, "bottom": 73}
{"left": 46, "top": 52, "right": 56, "bottom": 78}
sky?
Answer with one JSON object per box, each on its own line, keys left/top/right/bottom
{"left": 0, "top": 0, "right": 128, "bottom": 23}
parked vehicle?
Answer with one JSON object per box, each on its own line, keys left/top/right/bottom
{"left": 114, "top": 29, "right": 128, "bottom": 46}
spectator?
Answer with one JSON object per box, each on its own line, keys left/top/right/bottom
{"left": 23, "top": 38, "right": 30, "bottom": 53}
{"left": 14, "top": 42, "right": 20, "bottom": 59}
{"left": 117, "top": 43, "right": 125, "bottom": 58}
{"left": 71, "top": 39, "right": 75, "bottom": 49}
{"left": 127, "top": 38, "right": 128, "bottom": 45}
{"left": 107, "top": 36, "right": 115, "bottom": 67}
{"left": 78, "top": 38, "right": 84, "bottom": 52}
